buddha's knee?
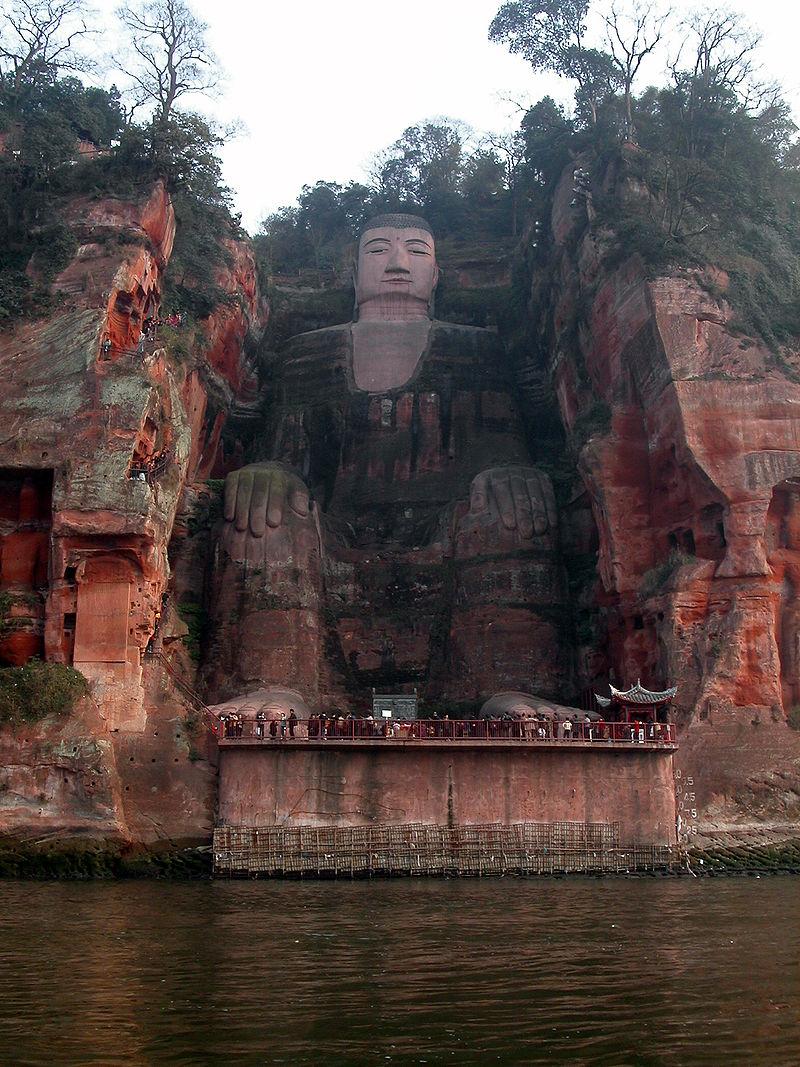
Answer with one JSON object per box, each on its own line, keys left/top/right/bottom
{"left": 221, "top": 462, "right": 317, "bottom": 568}
{"left": 456, "top": 465, "right": 558, "bottom": 555}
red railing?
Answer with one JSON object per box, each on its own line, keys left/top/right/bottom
{"left": 216, "top": 718, "right": 676, "bottom": 745}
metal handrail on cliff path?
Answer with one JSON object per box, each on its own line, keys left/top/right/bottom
{"left": 99, "top": 336, "right": 164, "bottom": 360}
{"left": 128, "top": 451, "right": 170, "bottom": 484}
{"left": 217, "top": 718, "right": 678, "bottom": 745}
{"left": 145, "top": 649, "right": 219, "bottom": 736}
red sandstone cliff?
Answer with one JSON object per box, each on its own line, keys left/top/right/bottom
{"left": 0, "top": 182, "right": 266, "bottom": 846}
{"left": 3, "top": 158, "right": 799, "bottom": 854}
{"left": 535, "top": 161, "right": 800, "bottom": 837}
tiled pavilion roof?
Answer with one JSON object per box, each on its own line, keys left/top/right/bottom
{"left": 595, "top": 680, "right": 677, "bottom": 707}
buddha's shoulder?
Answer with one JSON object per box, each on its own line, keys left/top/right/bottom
{"left": 431, "top": 319, "right": 497, "bottom": 336}
{"left": 430, "top": 320, "right": 501, "bottom": 347}
{"left": 426, "top": 320, "right": 504, "bottom": 363}
{"left": 281, "top": 323, "right": 351, "bottom": 354}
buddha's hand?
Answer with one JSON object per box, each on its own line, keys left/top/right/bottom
{"left": 221, "top": 464, "right": 311, "bottom": 559}
{"left": 468, "top": 466, "right": 557, "bottom": 540}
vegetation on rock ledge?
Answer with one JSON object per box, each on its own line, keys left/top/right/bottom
{"left": 0, "top": 0, "right": 240, "bottom": 326}
{"left": 0, "top": 660, "right": 89, "bottom": 724}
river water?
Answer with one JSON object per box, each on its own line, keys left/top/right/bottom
{"left": 0, "top": 877, "right": 797, "bottom": 1065}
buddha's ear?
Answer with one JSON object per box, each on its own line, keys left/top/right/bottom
{"left": 428, "top": 263, "right": 440, "bottom": 319}
{"left": 351, "top": 258, "right": 359, "bottom": 321}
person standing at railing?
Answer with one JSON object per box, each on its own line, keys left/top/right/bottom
{"left": 563, "top": 717, "right": 573, "bottom": 741}
{"left": 288, "top": 710, "right": 297, "bottom": 738}
{"left": 255, "top": 711, "right": 266, "bottom": 739}
{"left": 269, "top": 719, "right": 278, "bottom": 740}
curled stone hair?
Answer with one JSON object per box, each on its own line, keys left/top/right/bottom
{"left": 361, "top": 213, "right": 434, "bottom": 236}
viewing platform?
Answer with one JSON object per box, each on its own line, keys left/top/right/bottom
{"left": 216, "top": 717, "right": 677, "bottom": 750}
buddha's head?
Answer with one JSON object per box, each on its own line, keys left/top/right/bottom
{"left": 355, "top": 213, "right": 439, "bottom": 321}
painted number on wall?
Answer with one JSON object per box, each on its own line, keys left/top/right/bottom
{"left": 674, "top": 769, "right": 697, "bottom": 840}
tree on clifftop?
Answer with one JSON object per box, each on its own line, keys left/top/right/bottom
{"left": 115, "top": 0, "right": 217, "bottom": 128}
{"left": 489, "top": 0, "right": 619, "bottom": 126}
{"left": 604, "top": 2, "right": 668, "bottom": 140}
{"left": 0, "top": 0, "right": 95, "bottom": 111}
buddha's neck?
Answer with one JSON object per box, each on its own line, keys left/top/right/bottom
{"left": 358, "top": 295, "right": 429, "bottom": 322}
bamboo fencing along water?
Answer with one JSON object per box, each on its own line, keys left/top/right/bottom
{"left": 212, "top": 821, "right": 676, "bottom": 877}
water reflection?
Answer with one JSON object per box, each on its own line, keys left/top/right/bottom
{"left": 0, "top": 878, "right": 798, "bottom": 1065}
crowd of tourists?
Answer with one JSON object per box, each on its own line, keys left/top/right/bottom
{"left": 220, "top": 710, "right": 299, "bottom": 739}
{"left": 217, "top": 710, "right": 673, "bottom": 744}
{"left": 98, "top": 312, "right": 184, "bottom": 359}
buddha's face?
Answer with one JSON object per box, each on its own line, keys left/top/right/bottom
{"left": 355, "top": 225, "right": 439, "bottom": 320}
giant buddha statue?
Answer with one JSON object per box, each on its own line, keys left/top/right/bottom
{"left": 207, "top": 214, "right": 566, "bottom": 708}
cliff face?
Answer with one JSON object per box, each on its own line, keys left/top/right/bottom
{"left": 3, "top": 159, "right": 799, "bottom": 853}
{"left": 534, "top": 163, "right": 800, "bottom": 834}
{"left": 0, "top": 181, "right": 265, "bottom": 845}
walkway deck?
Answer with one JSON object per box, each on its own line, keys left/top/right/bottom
{"left": 217, "top": 718, "right": 677, "bottom": 750}
{"left": 218, "top": 736, "right": 677, "bottom": 751}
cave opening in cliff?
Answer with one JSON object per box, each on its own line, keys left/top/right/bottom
{"left": 766, "top": 481, "right": 800, "bottom": 552}
{"left": 766, "top": 480, "right": 800, "bottom": 711}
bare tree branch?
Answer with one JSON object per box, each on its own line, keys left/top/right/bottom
{"left": 0, "top": 0, "right": 97, "bottom": 95}
{"left": 605, "top": 1, "right": 669, "bottom": 141}
{"left": 114, "top": 0, "right": 217, "bottom": 127}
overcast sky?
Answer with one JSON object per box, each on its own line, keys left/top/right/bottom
{"left": 101, "top": 0, "right": 800, "bottom": 232}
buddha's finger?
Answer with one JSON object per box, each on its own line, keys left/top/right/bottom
{"left": 470, "top": 471, "right": 489, "bottom": 513}
{"left": 492, "top": 472, "right": 516, "bottom": 530}
{"left": 265, "top": 476, "right": 284, "bottom": 529}
{"left": 249, "top": 470, "right": 270, "bottom": 537}
{"left": 289, "top": 482, "right": 309, "bottom": 517}
{"left": 234, "top": 470, "right": 254, "bottom": 532}
{"left": 510, "top": 473, "right": 534, "bottom": 539}
{"left": 527, "top": 475, "right": 548, "bottom": 535}
{"left": 223, "top": 472, "right": 239, "bottom": 522}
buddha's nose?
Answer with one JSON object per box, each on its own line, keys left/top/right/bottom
{"left": 386, "top": 243, "right": 411, "bottom": 273}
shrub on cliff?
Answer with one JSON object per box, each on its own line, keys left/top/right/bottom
{"left": 0, "top": 660, "right": 89, "bottom": 725}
